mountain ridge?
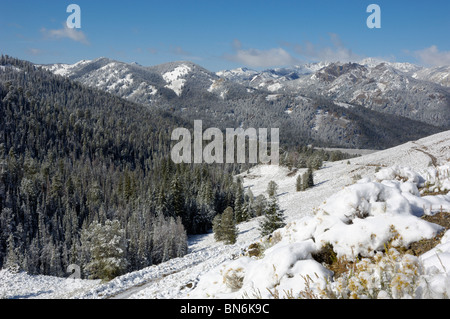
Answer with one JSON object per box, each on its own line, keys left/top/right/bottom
{"left": 39, "top": 57, "right": 449, "bottom": 149}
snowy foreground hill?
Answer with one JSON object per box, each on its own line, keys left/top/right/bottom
{"left": 1, "top": 131, "right": 450, "bottom": 299}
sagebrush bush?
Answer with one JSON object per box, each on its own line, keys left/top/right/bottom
{"left": 319, "top": 248, "right": 424, "bottom": 299}
{"left": 222, "top": 267, "right": 245, "bottom": 291}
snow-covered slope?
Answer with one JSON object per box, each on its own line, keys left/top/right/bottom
{"left": 218, "top": 60, "right": 450, "bottom": 127}
{"left": 188, "top": 131, "right": 450, "bottom": 299}
{"left": 41, "top": 58, "right": 165, "bottom": 105}
{"left": 43, "top": 59, "right": 92, "bottom": 77}
{"left": 0, "top": 269, "right": 100, "bottom": 299}
{"left": 2, "top": 131, "right": 449, "bottom": 299}
{"left": 40, "top": 58, "right": 228, "bottom": 103}
{"left": 284, "top": 62, "right": 450, "bottom": 127}
{"left": 161, "top": 64, "right": 192, "bottom": 96}
{"left": 413, "top": 65, "right": 450, "bottom": 88}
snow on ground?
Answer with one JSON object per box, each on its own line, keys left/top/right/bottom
{"left": 1, "top": 130, "right": 450, "bottom": 299}
{"left": 266, "top": 94, "right": 281, "bottom": 101}
{"left": 0, "top": 65, "right": 21, "bottom": 73}
{"left": 187, "top": 131, "right": 450, "bottom": 299}
{"left": 267, "top": 83, "right": 282, "bottom": 92}
{"left": 41, "top": 60, "right": 91, "bottom": 77}
{"left": 0, "top": 269, "right": 100, "bottom": 299}
{"left": 163, "top": 64, "right": 191, "bottom": 96}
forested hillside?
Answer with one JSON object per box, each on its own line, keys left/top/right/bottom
{"left": 0, "top": 56, "right": 246, "bottom": 279}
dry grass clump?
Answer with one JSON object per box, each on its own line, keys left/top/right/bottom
{"left": 403, "top": 211, "right": 450, "bottom": 256}
{"left": 246, "top": 243, "right": 263, "bottom": 258}
{"left": 244, "top": 230, "right": 284, "bottom": 259}
{"left": 312, "top": 243, "right": 353, "bottom": 279}
{"left": 222, "top": 267, "right": 245, "bottom": 291}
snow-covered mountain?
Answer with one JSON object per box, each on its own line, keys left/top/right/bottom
{"left": 293, "top": 62, "right": 450, "bottom": 127}
{"left": 43, "top": 58, "right": 162, "bottom": 105}
{"left": 216, "top": 62, "right": 331, "bottom": 92}
{"left": 42, "top": 58, "right": 450, "bottom": 128}
{"left": 2, "top": 130, "right": 449, "bottom": 299}
{"left": 41, "top": 58, "right": 235, "bottom": 104}
{"left": 42, "top": 58, "right": 450, "bottom": 127}
{"left": 39, "top": 58, "right": 448, "bottom": 149}
{"left": 412, "top": 65, "right": 450, "bottom": 88}
{"left": 218, "top": 60, "right": 450, "bottom": 127}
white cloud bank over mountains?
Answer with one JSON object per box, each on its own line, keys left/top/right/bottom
{"left": 414, "top": 45, "right": 450, "bottom": 67}
{"left": 224, "top": 34, "right": 450, "bottom": 69}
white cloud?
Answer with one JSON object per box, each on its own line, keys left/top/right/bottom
{"left": 26, "top": 48, "right": 43, "bottom": 56}
{"left": 41, "top": 24, "right": 89, "bottom": 45}
{"left": 169, "top": 46, "right": 202, "bottom": 61}
{"left": 414, "top": 45, "right": 450, "bottom": 67}
{"left": 224, "top": 34, "right": 362, "bottom": 68}
{"left": 225, "top": 41, "right": 300, "bottom": 68}
{"left": 171, "top": 46, "right": 191, "bottom": 56}
{"left": 289, "top": 33, "right": 361, "bottom": 63}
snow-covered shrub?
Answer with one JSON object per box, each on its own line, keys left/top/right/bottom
{"left": 418, "top": 229, "right": 450, "bottom": 298}
{"left": 375, "top": 165, "right": 424, "bottom": 186}
{"left": 421, "top": 163, "right": 450, "bottom": 195}
{"left": 222, "top": 267, "right": 245, "bottom": 291}
{"left": 313, "top": 180, "right": 442, "bottom": 258}
{"left": 317, "top": 239, "right": 450, "bottom": 300}
{"left": 321, "top": 248, "right": 423, "bottom": 299}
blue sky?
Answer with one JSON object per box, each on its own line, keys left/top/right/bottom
{"left": 1, "top": 0, "right": 449, "bottom": 71}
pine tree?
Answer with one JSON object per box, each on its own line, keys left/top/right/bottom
{"left": 170, "top": 175, "right": 184, "bottom": 218}
{"left": 234, "top": 187, "right": 245, "bottom": 223}
{"left": 259, "top": 182, "right": 285, "bottom": 237}
{"left": 221, "top": 207, "right": 238, "bottom": 245}
{"left": 253, "top": 194, "right": 267, "bottom": 217}
{"left": 212, "top": 214, "right": 223, "bottom": 242}
{"left": 198, "top": 180, "right": 214, "bottom": 208}
{"left": 296, "top": 174, "right": 302, "bottom": 192}
{"left": 213, "top": 207, "right": 238, "bottom": 244}
{"left": 81, "top": 219, "right": 128, "bottom": 281}
{"left": 299, "top": 167, "right": 314, "bottom": 191}
{"left": 309, "top": 156, "right": 323, "bottom": 170}
{"left": 151, "top": 213, "right": 166, "bottom": 264}
{"left": 173, "top": 217, "right": 188, "bottom": 257}
{"left": 267, "top": 180, "right": 278, "bottom": 197}
{"left": 241, "top": 203, "right": 251, "bottom": 223}
{"left": 306, "top": 167, "right": 314, "bottom": 188}
{"left": 5, "top": 234, "right": 20, "bottom": 273}
{"left": 259, "top": 196, "right": 286, "bottom": 237}
{"left": 242, "top": 188, "right": 254, "bottom": 220}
